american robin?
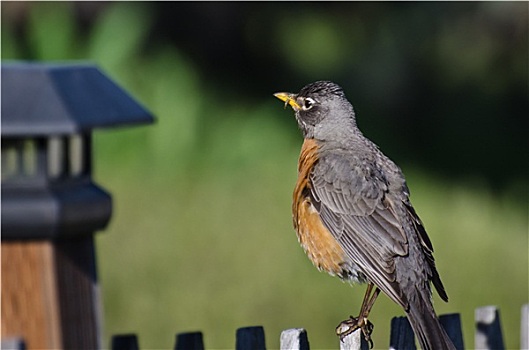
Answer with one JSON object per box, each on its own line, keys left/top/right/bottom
{"left": 274, "top": 81, "right": 455, "bottom": 350}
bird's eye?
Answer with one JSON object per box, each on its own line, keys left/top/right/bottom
{"left": 302, "top": 97, "right": 315, "bottom": 110}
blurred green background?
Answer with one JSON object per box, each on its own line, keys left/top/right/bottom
{"left": 2, "top": 2, "right": 527, "bottom": 349}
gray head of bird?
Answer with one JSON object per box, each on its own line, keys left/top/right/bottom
{"left": 274, "top": 80, "right": 358, "bottom": 140}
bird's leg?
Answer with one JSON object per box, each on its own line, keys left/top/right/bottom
{"left": 359, "top": 286, "right": 380, "bottom": 343}
{"left": 336, "top": 283, "right": 381, "bottom": 348}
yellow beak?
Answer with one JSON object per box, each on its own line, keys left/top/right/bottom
{"left": 274, "top": 92, "right": 301, "bottom": 110}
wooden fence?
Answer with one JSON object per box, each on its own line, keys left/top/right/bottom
{"left": 2, "top": 305, "right": 527, "bottom": 349}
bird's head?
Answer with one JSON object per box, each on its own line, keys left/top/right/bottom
{"left": 274, "top": 81, "right": 356, "bottom": 140}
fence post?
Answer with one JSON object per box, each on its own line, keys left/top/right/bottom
{"left": 175, "top": 331, "right": 204, "bottom": 350}
{"left": 111, "top": 334, "right": 140, "bottom": 350}
{"left": 0, "top": 337, "right": 26, "bottom": 350}
{"left": 236, "top": 326, "right": 266, "bottom": 350}
{"left": 389, "top": 316, "right": 416, "bottom": 350}
{"left": 522, "top": 304, "right": 529, "bottom": 350}
{"left": 475, "top": 305, "right": 505, "bottom": 350}
{"left": 1, "top": 63, "right": 153, "bottom": 349}
{"left": 439, "top": 313, "right": 464, "bottom": 350}
{"left": 335, "top": 325, "right": 369, "bottom": 350}
{"left": 341, "top": 330, "right": 366, "bottom": 350}
{"left": 280, "top": 328, "right": 309, "bottom": 350}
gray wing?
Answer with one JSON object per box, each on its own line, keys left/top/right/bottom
{"left": 310, "top": 151, "right": 411, "bottom": 307}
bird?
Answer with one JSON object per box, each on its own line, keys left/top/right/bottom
{"left": 274, "top": 81, "right": 455, "bottom": 350}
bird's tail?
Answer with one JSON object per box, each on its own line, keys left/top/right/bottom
{"left": 406, "top": 286, "right": 456, "bottom": 350}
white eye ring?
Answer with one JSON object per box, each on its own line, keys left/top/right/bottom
{"left": 302, "top": 97, "right": 315, "bottom": 111}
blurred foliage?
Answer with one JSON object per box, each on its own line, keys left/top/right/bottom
{"left": 2, "top": 2, "right": 527, "bottom": 349}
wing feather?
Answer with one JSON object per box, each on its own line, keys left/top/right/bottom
{"left": 310, "top": 150, "right": 410, "bottom": 307}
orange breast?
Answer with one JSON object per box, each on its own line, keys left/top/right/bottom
{"left": 293, "top": 139, "right": 348, "bottom": 277}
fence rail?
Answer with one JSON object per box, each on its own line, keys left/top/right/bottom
{"left": 2, "top": 304, "right": 527, "bottom": 350}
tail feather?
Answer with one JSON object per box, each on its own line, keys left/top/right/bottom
{"left": 406, "top": 286, "right": 456, "bottom": 350}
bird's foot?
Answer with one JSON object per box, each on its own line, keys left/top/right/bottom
{"left": 336, "top": 316, "right": 374, "bottom": 348}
